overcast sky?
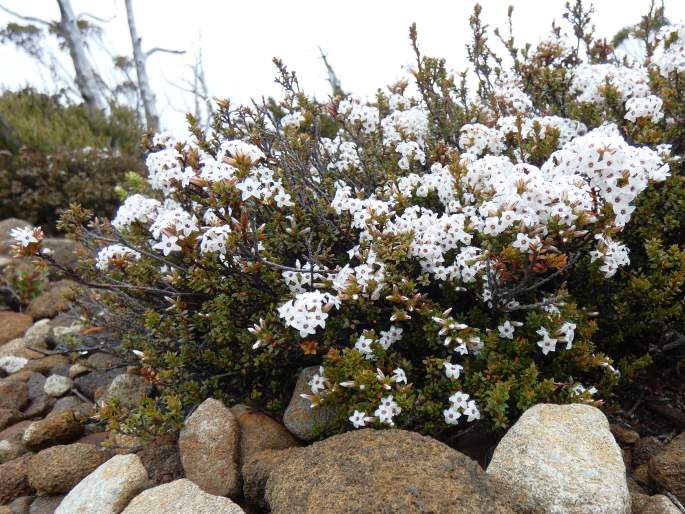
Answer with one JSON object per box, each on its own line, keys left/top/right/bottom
{"left": 2, "top": 0, "right": 684, "bottom": 133}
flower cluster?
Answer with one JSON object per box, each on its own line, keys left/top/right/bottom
{"left": 624, "top": 95, "right": 664, "bottom": 124}
{"left": 95, "top": 244, "right": 141, "bottom": 271}
{"left": 571, "top": 63, "right": 650, "bottom": 103}
{"left": 655, "top": 23, "right": 685, "bottom": 76}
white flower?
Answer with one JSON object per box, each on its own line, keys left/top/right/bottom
{"left": 498, "top": 320, "right": 515, "bottom": 339}
{"left": 625, "top": 95, "right": 664, "bottom": 123}
{"left": 200, "top": 225, "right": 231, "bottom": 255}
{"left": 374, "top": 395, "right": 401, "bottom": 426}
{"left": 10, "top": 227, "right": 38, "bottom": 247}
{"left": 349, "top": 410, "right": 373, "bottom": 428}
{"left": 448, "top": 391, "right": 470, "bottom": 410}
{"left": 463, "top": 400, "right": 481, "bottom": 422}
{"left": 354, "top": 335, "right": 375, "bottom": 359}
{"left": 152, "top": 234, "right": 181, "bottom": 256}
{"left": 392, "top": 367, "right": 407, "bottom": 384}
{"left": 443, "top": 406, "right": 461, "bottom": 425}
{"left": 557, "top": 321, "right": 576, "bottom": 349}
{"left": 219, "top": 139, "right": 265, "bottom": 162}
{"left": 277, "top": 291, "right": 340, "bottom": 338}
{"left": 536, "top": 327, "right": 558, "bottom": 355}
{"left": 281, "top": 111, "right": 305, "bottom": 129}
{"left": 443, "top": 362, "right": 463, "bottom": 380}
{"left": 237, "top": 177, "right": 262, "bottom": 200}
{"left": 308, "top": 367, "right": 328, "bottom": 394}
{"left": 96, "top": 244, "right": 141, "bottom": 270}
{"left": 379, "top": 326, "right": 403, "bottom": 349}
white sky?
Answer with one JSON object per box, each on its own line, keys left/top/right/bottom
{"left": 2, "top": 0, "right": 684, "bottom": 133}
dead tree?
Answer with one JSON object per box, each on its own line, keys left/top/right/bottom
{"left": 0, "top": 0, "right": 107, "bottom": 113}
{"left": 169, "top": 44, "right": 213, "bottom": 129}
{"left": 56, "top": 0, "right": 107, "bottom": 112}
{"left": 318, "top": 46, "right": 344, "bottom": 97}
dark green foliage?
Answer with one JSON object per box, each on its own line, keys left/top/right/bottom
{"left": 0, "top": 88, "right": 144, "bottom": 232}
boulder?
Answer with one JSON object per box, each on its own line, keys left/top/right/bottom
{"left": 632, "top": 493, "right": 680, "bottom": 514}
{"left": 67, "top": 365, "right": 88, "bottom": 380}
{"left": 178, "top": 398, "right": 240, "bottom": 498}
{"left": 22, "top": 396, "right": 56, "bottom": 420}
{"left": 262, "top": 429, "right": 512, "bottom": 514}
{"left": 0, "top": 408, "right": 22, "bottom": 431}
{"left": 0, "top": 312, "right": 33, "bottom": 345}
{"left": 0, "top": 455, "right": 33, "bottom": 505}
{"left": 136, "top": 443, "right": 182, "bottom": 485}
{"left": 121, "top": 479, "right": 244, "bottom": 514}
{"left": 105, "top": 432, "right": 144, "bottom": 454}
{"left": 634, "top": 435, "right": 665, "bottom": 468}
{"left": 26, "top": 281, "right": 78, "bottom": 320}
{"left": 0, "top": 339, "right": 28, "bottom": 358}
{"left": 0, "top": 337, "right": 33, "bottom": 359}
{"left": 242, "top": 448, "right": 301, "bottom": 510}
{"left": 6, "top": 370, "right": 34, "bottom": 382}
{"left": 76, "top": 431, "right": 109, "bottom": 448}
{"left": 0, "top": 356, "right": 27, "bottom": 374}
{"left": 49, "top": 363, "right": 71, "bottom": 378}
{"left": 99, "top": 374, "right": 151, "bottom": 410}
{"left": 28, "top": 495, "right": 65, "bottom": 514}
{"left": 54, "top": 454, "right": 149, "bottom": 514}
{"left": 25, "top": 356, "right": 68, "bottom": 376}
{"left": 48, "top": 323, "right": 82, "bottom": 348}
{"left": 22, "top": 410, "right": 84, "bottom": 451}
{"left": 51, "top": 396, "right": 90, "bottom": 417}
{"left": 26, "top": 374, "right": 46, "bottom": 400}
{"left": 611, "top": 423, "right": 640, "bottom": 445}
{"left": 43, "top": 376, "right": 73, "bottom": 397}
{"left": 27, "top": 443, "right": 107, "bottom": 494}
{"left": 0, "top": 381, "right": 29, "bottom": 410}
{"left": 74, "top": 368, "right": 120, "bottom": 401}
{"left": 0, "top": 419, "right": 31, "bottom": 441}
{"left": 9, "top": 495, "right": 34, "bottom": 514}
{"left": 0, "top": 436, "right": 28, "bottom": 464}
{"left": 282, "top": 366, "right": 337, "bottom": 441}
{"left": 23, "top": 320, "right": 51, "bottom": 347}
{"left": 85, "top": 353, "right": 121, "bottom": 370}
{"left": 41, "top": 239, "right": 77, "bottom": 271}
{"left": 634, "top": 463, "right": 650, "bottom": 486}
{"left": 231, "top": 404, "right": 299, "bottom": 465}
{"left": 627, "top": 477, "right": 647, "bottom": 495}
{"left": 650, "top": 432, "right": 685, "bottom": 502}
{"left": 487, "top": 403, "right": 630, "bottom": 514}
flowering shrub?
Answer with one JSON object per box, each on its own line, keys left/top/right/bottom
{"left": 13, "top": 3, "right": 684, "bottom": 437}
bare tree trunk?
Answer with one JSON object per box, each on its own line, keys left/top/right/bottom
{"left": 56, "top": 0, "right": 107, "bottom": 113}
{"left": 195, "top": 46, "right": 213, "bottom": 128}
{"left": 124, "top": 0, "right": 159, "bottom": 133}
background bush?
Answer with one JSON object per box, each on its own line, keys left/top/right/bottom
{"left": 0, "top": 88, "right": 144, "bottom": 232}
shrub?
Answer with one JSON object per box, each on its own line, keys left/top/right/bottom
{"left": 0, "top": 89, "right": 144, "bottom": 232}
{"left": 0, "top": 88, "right": 141, "bottom": 154}
{"left": 12, "top": 3, "right": 684, "bottom": 439}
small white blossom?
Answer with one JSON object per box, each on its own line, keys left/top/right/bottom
{"left": 444, "top": 362, "right": 463, "bottom": 380}
{"left": 349, "top": 410, "right": 373, "bottom": 428}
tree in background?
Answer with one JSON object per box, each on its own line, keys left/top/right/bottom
{"left": 0, "top": 0, "right": 183, "bottom": 132}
